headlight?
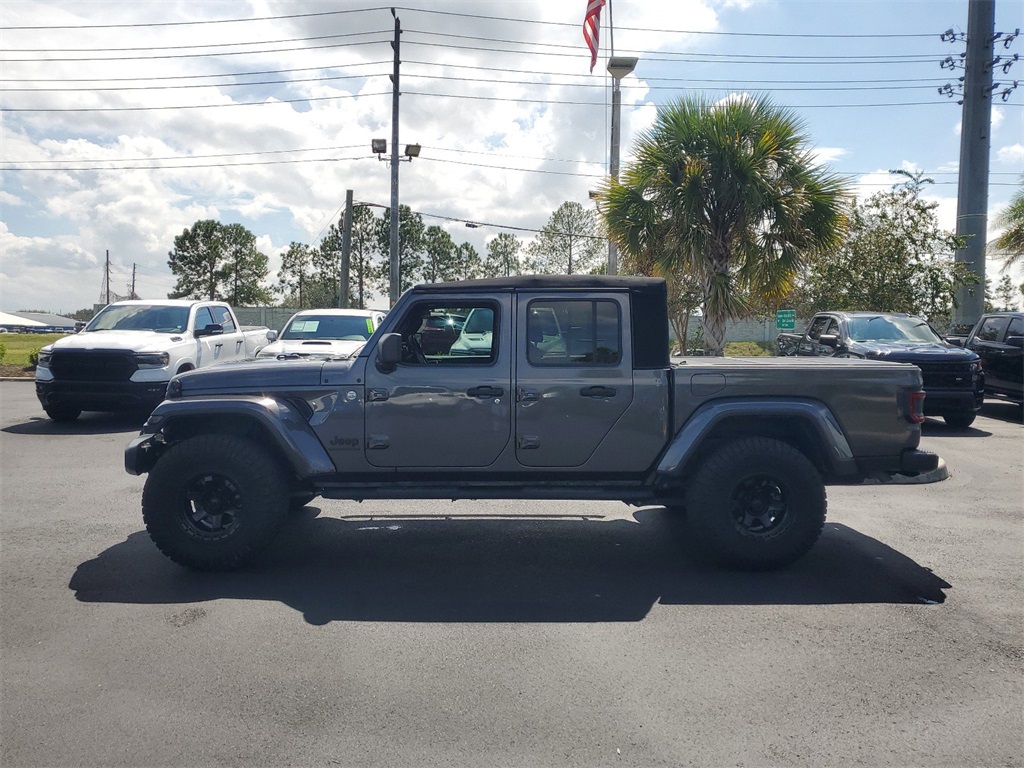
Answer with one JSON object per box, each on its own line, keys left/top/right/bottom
{"left": 36, "top": 347, "right": 53, "bottom": 368}
{"left": 135, "top": 352, "right": 170, "bottom": 369}
{"left": 165, "top": 378, "right": 183, "bottom": 399}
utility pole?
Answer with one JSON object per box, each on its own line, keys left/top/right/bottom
{"left": 952, "top": 0, "right": 995, "bottom": 330}
{"left": 131, "top": 263, "right": 137, "bottom": 299}
{"left": 389, "top": 8, "right": 401, "bottom": 307}
{"left": 105, "top": 250, "right": 111, "bottom": 304}
{"left": 340, "top": 190, "right": 353, "bottom": 309}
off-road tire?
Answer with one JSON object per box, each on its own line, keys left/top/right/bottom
{"left": 943, "top": 412, "right": 976, "bottom": 430}
{"left": 288, "top": 492, "right": 317, "bottom": 513}
{"left": 142, "top": 434, "right": 288, "bottom": 570}
{"left": 685, "top": 437, "right": 826, "bottom": 570}
{"left": 44, "top": 405, "right": 81, "bottom": 422}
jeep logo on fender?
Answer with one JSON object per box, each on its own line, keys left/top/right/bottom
{"left": 329, "top": 436, "right": 360, "bottom": 450}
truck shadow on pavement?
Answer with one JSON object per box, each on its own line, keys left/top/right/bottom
{"left": 2, "top": 412, "right": 145, "bottom": 436}
{"left": 69, "top": 508, "right": 951, "bottom": 625}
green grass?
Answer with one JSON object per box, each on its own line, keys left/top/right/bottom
{"left": 0, "top": 333, "right": 69, "bottom": 367}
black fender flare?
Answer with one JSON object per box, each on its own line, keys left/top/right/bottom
{"left": 654, "top": 398, "right": 857, "bottom": 481}
{"left": 125, "top": 396, "right": 335, "bottom": 478}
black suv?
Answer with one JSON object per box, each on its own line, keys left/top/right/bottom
{"left": 958, "top": 312, "right": 1023, "bottom": 404}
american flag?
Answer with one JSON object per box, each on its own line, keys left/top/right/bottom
{"left": 583, "top": 0, "right": 605, "bottom": 73}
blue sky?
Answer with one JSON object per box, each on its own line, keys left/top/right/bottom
{"left": 1, "top": 0, "right": 1021, "bottom": 313}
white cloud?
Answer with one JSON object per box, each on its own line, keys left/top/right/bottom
{"left": 996, "top": 143, "right": 1024, "bottom": 165}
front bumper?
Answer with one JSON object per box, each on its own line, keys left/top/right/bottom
{"left": 36, "top": 379, "right": 168, "bottom": 414}
{"left": 922, "top": 387, "right": 984, "bottom": 416}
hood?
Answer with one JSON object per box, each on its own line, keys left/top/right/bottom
{"left": 849, "top": 340, "right": 980, "bottom": 363}
{"left": 175, "top": 358, "right": 328, "bottom": 394}
{"left": 53, "top": 329, "right": 187, "bottom": 353}
{"left": 255, "top": 338, "right": 365, "bottom": 360}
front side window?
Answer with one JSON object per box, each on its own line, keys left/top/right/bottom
{"left": 527, "top": 299, "right": 621, "bottom": 366}
{"left": 210, "top": 306, "right": 236, "bottom": 332}
{"left": 396, "top": 302, "right": 498, "bottom": 364}
{"left": 193, "top": 307, "right": 215, "bottom": 331}
{"left": 976, "top": 316, "right": 1009, "bottom": 342}
{"left": 807, "top": 317, "right": 829, "bottom": 340}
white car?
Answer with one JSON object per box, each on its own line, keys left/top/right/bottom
{"left": 256, "top": 309, "right": 387, "bottom": 361}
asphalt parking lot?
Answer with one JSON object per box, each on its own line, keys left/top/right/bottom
{"left": 1, "top": 381, "right": 1021, "bottom": 767}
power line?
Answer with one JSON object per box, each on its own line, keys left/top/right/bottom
{"left": 0, "top": 7, "right": 390, "bottom": 30}
{"left": 2, "top": 29, "right": 388, "bottom": 54}
{"left": 0, "top": 5, "right": 941, "bottom": 39}
{"left": 0, "top": 38, "right": 388, "bottom": 63}
{"left": 0, "top": 91, "right": 392, "bottom": 113}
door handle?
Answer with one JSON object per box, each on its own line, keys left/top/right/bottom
{"left": 517, "top": 387, "right": 539, "bottom": 402}
{"left": 467, "top": 386, "right": 504, "bottom": 398}
{"left": 580, "top": 386, "right": 616, "bottom": 398}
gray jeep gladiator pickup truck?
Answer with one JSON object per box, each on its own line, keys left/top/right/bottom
{"left": 125, "top": 276, "right": 937, "bottom": 572}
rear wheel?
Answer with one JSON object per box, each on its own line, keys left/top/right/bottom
{"left": 943, "top": 412, "right": 976, "bottom": 430}
{"left": 44, "top": 404, "right": 81, "bottom": 422}
{"left": 142, "top": 434, "right": 288, "bottom": 570}
{"left": 685, "top": 437, "right": 826, "bottom": 570}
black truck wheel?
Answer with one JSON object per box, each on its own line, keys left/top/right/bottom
{"left": 943, "top": 412, "right": 976, "bottom": 430}
{"left": 44, "top": 404, "right": 81, "bottom": 422}
{"left": 685, "top": 437, "right": 826, "bottom": 570}
{"left": 142, "top": 434, "right": 288, "bottom": 570}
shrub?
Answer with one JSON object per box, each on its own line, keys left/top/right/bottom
{"left": 725, "top": 341, "right": 773, "bottom": 357}
{"left": 0, "top": 341, "right": 6, "bottom": 362}
{"left": 28, "top": 348, "right": 41, "bottom": 366}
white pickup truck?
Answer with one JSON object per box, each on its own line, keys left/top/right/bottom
{"left": 35, "top": 299, "right": 271, "bottom": 422}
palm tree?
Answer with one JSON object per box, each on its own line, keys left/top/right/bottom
{"left": 601, "top": 95, "right": 849, "bottom": 355}
{"left": 994, "top": 180, "right": 1024, "bottom": 269}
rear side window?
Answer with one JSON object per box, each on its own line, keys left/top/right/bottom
{"left": 527, "top": 299, "right": 621, "bottom": 366}
{"left": 1006, "top": 316, "right": 1022, "bottom": 339}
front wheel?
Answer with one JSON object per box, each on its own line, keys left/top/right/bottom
{"left": 943, "top": 412, "right": 976, "bottom": 430}
{"left": 685, "top": 437, "right": 826, "bottom": 570}
{"left": 44, "top": 404, "right": 81, "bottom": 422}
{"left": 142, "top": 434, "right": 288, "bottom": 570}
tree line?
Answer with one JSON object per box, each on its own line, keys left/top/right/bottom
{"left": 166, "top": 201, "right": 605, "bottom": 310}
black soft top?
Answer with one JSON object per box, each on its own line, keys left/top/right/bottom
{"left": 417, "top": 274, "right": 665, "bottom": 293}
{"left": 412, "top": 274, "right": 669, "bottom": 370}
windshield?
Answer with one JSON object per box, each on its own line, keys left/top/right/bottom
{"left": 281, "top": 314, "right": 376, "bottom": 341}
{"left": 847, "top": 316, "right": 943, "bottom": 344}
{"left": 85, "top": 305, "right": 189, "bottom": 333}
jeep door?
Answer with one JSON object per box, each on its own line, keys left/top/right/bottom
{"left": 514, "top": 293, "right": 633, "bottom": 467}
{"left": 363, "top": 296, "right": 512, "bottom": 468}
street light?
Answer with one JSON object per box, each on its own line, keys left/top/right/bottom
{"left": 371, "top": 140, "right": 421, "bottom": 306}
{"left": 606, "top": 56, "right": 637, "bottom": 276}
{"left": 371, "top": 140, "right": 421, "bottom": 163}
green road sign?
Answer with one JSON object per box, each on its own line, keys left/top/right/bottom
{"left": 776, "top": 309, "right": 796, "bottom": 330}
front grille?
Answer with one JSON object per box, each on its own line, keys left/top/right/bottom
{"left": 50, "top": 351, "right": 138, "bottom": 382}
{"left": 918, "top": 361, "right": 974, "bottom": 390}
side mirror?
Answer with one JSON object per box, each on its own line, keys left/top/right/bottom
{"left": 818, "top": 333, "right": 839, "bottom": 348}
{"left": 266, "top": 329, "right": 278, "bottom": 342}
{"left": 945, "top": 337, "right": 964, "bottom": 347}
{"left": 194, "top": 323, "right": 224, "bottom": 338}
{"left": 1005, "top": 335, "right": 1024, "bottom": 349}
{"left": 376, "top": 333, "right": 402, "bottom": 372}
